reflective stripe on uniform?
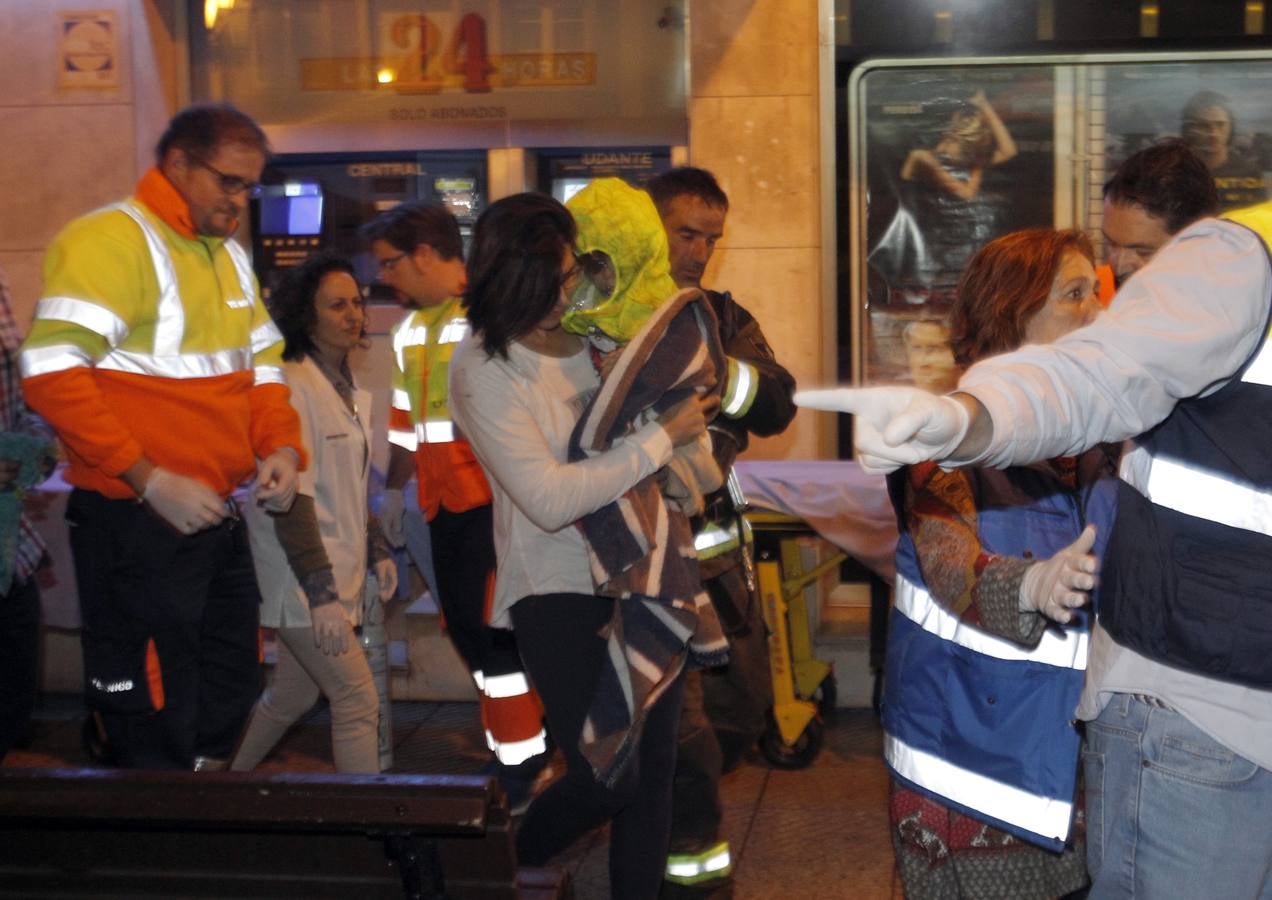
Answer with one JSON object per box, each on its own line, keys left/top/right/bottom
{"left": 438, "top": 319, "right": 469, "bottom": 344}
{"left": 20, "top": 343, "right": 92, "bottom": 377}
{"left": 1122, "top": 444, "right": 1272, "bottom": 539}
{"left": 392, "top": 388, "right": 411, "bottom": 409}
{"left": 665, "top": 842, "right": 733, "bottom": 885}
{"left": 35, "top": 297, "right": 129, "bottom": 346}
{"left": 694, "top": 520, "right": 742, "bottom": 559}
{"left": 100, "top": 202, "right": 260, "bottom": 378}
{"left": 885, "top": 732, "right": 1074, "bottom": 843}
{"left": 393, "top": 322, "right": 428, "bottom": 371}
{"left": 418, "top": 420, "right": 455, "bottom": 443}
{"left": 721, "top": 357, "right": 758, "bottom": 418}
{"left": 485, "top": 729, "right": 548, "bottom": 765}
{"left": 388, "top": 428, "right": 417, "bottom": 451}
{"left": 97, "top": 346, "right": 252, "bottom": 378}
{"left": 483, "top": 671, "right": 532, "bottom": 700}
{"left": 254, "top": 364, "right": 286, "bottom": 386}
{"left": 894, "top": 574, "right": 1088, "bottom": 670}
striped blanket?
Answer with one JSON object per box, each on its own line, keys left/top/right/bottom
{"left": 569, "top": 288, "right": 732, "bottom": 786}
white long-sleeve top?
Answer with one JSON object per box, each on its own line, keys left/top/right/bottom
{"left": 958, "top": 217, "right": 1272, "bottom": 770}
{"left": 449, "top": 335, "right": 673, "bottom": 628}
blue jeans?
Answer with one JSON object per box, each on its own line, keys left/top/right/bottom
{"left": 1083, "top": 692, "right": 1272, "bottom": 899}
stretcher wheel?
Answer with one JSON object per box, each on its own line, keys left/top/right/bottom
{"left": 759, "top": 715, "right": 824, "bottom": 769}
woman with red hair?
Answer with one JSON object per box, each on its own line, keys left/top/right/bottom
{"left": 883, "top": 228, "right": 1115, "bottom": 899}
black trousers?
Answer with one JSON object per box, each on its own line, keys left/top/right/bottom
{"left": 512, "top": 593, "right": 685, "bottom": 900}
{"left": 669, "top": 568, "right": 773, "bottom": 853}
{"left": 0, "top": 574, "right": 40, "bottom": 760}
{"left": 67, "top": 489, "right": 261, "bottom": 769}
{"left": 428, "top": 503, "right": 495, "bottom": 674}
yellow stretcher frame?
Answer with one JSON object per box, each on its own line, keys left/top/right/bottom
{"left": 746, "top": 510, "right": 844, "bottom": 768}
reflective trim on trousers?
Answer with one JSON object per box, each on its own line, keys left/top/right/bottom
{"left": 485, "top": 729, "right": 548, "bottom": 765}
{"left": 388, "top": 429, "right": 417, "bottom": 452}
{"left": 665, "top": 842, "right": 733, "bottom": 884}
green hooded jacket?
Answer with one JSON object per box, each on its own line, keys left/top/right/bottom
{"left": 562, "top": 177, "right": 679, "bottom": 344}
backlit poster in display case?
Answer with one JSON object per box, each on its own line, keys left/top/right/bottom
{"left": 1104, "top": 61, "right": 1272, "bottom": 211}
{"left": 855, "top": 63, "right": 1056, "bottom": 392}
{"left": 847, "top": 52, "right": 1272, "bottom": 394}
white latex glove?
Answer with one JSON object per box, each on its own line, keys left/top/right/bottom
{"left": 1018, "top": 525, "right": 1100, "bottom": 625}
{"left": 381, "top": 488, "right": 406, "bottom": 548}
{"left": 143, "top": 468, "right": 226, "bottom": 535}
{"left": 255, "top": 448, "right": 300, "bottom": 513}
{"left": 374, "top": 556, "right": 399, "bottom": 601}
{"left": 795, "top": 386, "right": 970, "bottom": 474}
{"left": 311, "top": 602, "right": 350, "bottom": 656}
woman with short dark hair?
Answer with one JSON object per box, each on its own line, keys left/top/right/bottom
{"left": 451, "top": 192, "right": 717, "bottom": 898}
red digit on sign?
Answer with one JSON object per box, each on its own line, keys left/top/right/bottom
{"left": 453, "top": 12, "right": 494, "bottom": 93}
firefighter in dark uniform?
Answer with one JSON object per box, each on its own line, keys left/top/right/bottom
{"left": 648, "top": 168, "right": 797, "bottom": 897}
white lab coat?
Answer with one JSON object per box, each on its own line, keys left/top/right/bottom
{"left": 247, "top": 356, "right": 373, "bottom": 628}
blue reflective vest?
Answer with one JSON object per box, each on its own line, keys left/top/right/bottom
{"left": 883, "top": 461, "right": 1115, "bottom": 851}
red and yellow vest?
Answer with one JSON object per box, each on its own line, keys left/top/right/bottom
{"left": 388, "top": 298, "right": 491, "bottom": 520}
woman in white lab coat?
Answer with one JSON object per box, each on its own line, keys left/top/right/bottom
{"left": 232, "top": 253, "right": 397, "bottom": 773}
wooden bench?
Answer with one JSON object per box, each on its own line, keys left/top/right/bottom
{"left": 0, "top": 767, "right": 569, "bottom": 898}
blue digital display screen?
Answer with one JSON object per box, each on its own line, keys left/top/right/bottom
{"left": 259, "top": 183, "right": 323, "bottom": 235}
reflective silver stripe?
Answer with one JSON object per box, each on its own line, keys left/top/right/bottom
{"left": 885, "top": 732, "right": 1074, "bottom": 842}
{"left": 485, "top": 729, "right": 548, "bottom": 765}
{"left": 666, "top": 843, "right": 732, "bottom": 882}
{"left": 115, "top": 203, "right": 185, "bottom": 358}
{"left": 20, "top": 344, "right": 92, "bottom": 378}
{"left": 420, "top": 420, "right": 455, "bottom": 443}
{"left": 250, "top": 321, "right": 284, "bottom": 355}
{"left": 483, "top": 672, "right": 531, "bottom": 700}
{"left": 1130, "top": 450, "right": 1272, "bottom": 538}
{"left": 392, "top": 388, "right": 411, "bottom": 410}
{"left": 112, "top": 202, "right": 260, "bottom": 377}
{"left": 694, "top": 521, "right": 740, "bottom": 558}
{"left": 1241, "top": 335, "right": 1272, "bottom": 386}
{"left": 97, "top": 346, "right": 252, "bottom": 378}
{"left": 222, "top": 235, "right": 260, "bottom": 312}
{"left": 388, "top": 429, "right": 417, "bottom": 452}
{"left": 393, "top": 322, "right": 427, "bottom": 371}
{"left": 35, "top": 297, "right": 128, "bottom": 346}
{"left": 721, "top": 358, "right": 758, "bottom": 417}
{"left": 894, "top": 574, "right": 1088, "bottom": 669}
{"left": 254, "top": 364, "right": 285, "bottom": 386}
{"left": 437, "top": 318, "right": 469, "bottom": 344}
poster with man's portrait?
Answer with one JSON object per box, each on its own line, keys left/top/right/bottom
{"left": 858, "top": 64, "right": 1056, "bottom": 389}
{"left": 1104, "top": 61, "right": 1272, "bottom": 213}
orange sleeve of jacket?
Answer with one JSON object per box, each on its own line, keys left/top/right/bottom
{"left": 250, "top": 382, "right": 308, "bottom": 471}
{"left": 22, "top": 368, "right": 146, "bottom": 479}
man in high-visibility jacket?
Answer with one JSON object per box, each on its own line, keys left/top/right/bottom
{"left": 361, "top": 202, "right": 548, "bottom": 798}
{"left": 19, "top": 103, "right": 305, "bottom": 770}
{"left": 647, "top": 168, "right": 797, "bottom": 898}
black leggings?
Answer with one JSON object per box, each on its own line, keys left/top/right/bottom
{"left": 511, "top": 592, "right": 685, "bottom": 900}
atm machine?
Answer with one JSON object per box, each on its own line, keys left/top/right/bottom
{"left": 251, "top": 150, "right": 487, "bottom": 300}
{"left": 535, "top": 146, "right": 672, "bottom": 201}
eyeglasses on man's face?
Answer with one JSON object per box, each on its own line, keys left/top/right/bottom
{"left": 376, "top": 252, "right": 409, "bottom": 275}
{"left": 188, "top": 154, "right": 264, "bottom": 198}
